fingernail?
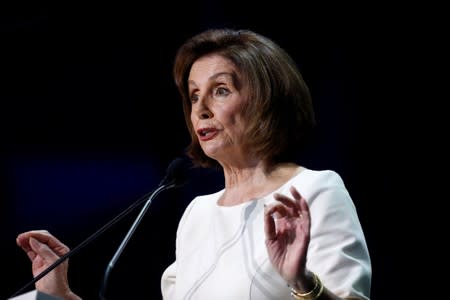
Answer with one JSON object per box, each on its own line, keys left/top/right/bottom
{"left": 29, "top": 237, "right": 39, "bottom": 247}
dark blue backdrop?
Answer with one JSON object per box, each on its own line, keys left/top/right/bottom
{"left": 1, "top": 2, "right": 428, "bottom": 299}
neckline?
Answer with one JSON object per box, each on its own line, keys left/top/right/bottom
{"left": 215, "top": 166, "right": 307, "bottom": 208}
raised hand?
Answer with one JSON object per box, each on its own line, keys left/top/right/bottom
{"left": 264, "top": 186, "right": 311, "bottom": 286}
{"left": 16, "top": 230, "right": 81, "bottom": 300}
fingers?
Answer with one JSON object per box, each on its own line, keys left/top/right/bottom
{"left": 29, "top": 237, "right": 61, "bottom": 262}
{"left": 273, "top": 192, "right": 297, "bottom": 211}
{"left": 17, "top": 230, "right": 70, "bottom": 258}
{"left": 265, "top": 203, "right": 291, "bottom": 218}
{"left": 290, "top": 186, "right": 311, "bottom": 219}
{"left": 264, "top": 203, "right": 298, "bottom": 241}
{"left": 264, "top": 188, "right": 304, "bottom": 241}
{"left": 17, "top": 230, "right": 47, "bottom": 254}
{"left": 272, "top": 186, "right": 308, "bottom": 217}
{"left": 264, "top": 205, "right": 277, "bottom": 240}
{"left": 289, "top": 186, "right": 302, "bottom": 202}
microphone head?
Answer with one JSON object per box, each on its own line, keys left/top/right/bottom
{"left": 159, "top": 156, "right": 192, "bottom": 187}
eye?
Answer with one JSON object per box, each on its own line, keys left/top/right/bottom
{"left": 215, "top": 87, "right": 230, "bottom": 97}
{"left": 190, "top": 93, "right": 199, "bottom": 103}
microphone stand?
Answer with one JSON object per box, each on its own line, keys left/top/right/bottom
{"left": 9, "top": 181, "right": 176, "bottom": 299}
{"left": 98, "top": 181, "right": 176, "bottom": 299}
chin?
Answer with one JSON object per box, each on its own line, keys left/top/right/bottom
{"left": 201, "top": 147, "right": 221, "bottom": 160}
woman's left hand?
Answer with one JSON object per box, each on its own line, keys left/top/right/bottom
{"left": 264, "top": 186, "right": 311, "bottom": 285}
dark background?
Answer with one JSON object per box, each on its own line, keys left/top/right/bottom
{"left": 1, "top": 2, "right": 440, "bottom": 299}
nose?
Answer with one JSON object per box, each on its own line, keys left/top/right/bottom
{"left": 193, "top": 96, "right": 213, "bottom": 120}
{"left": 198, "top": 110, "right": 212, "bottom": 119}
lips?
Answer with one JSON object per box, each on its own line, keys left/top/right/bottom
{"left": 197, "top": 128, "right": 218, "bottom": 141}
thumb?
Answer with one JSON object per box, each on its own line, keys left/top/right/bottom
{"left": 29, "top": 237, "right": 60, "bottom": 262}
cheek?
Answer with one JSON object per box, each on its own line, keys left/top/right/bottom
{"left": 222, "top": 102, "right": 243, "bottom": 121}
{"left": 225, "top": 116, "right": 247, "bottom": 139}
{"left": 222, "top": 105, "right": 246, "bottom": 130}
{"left": 190, "top": 111, "right": 197, "bottom": 127}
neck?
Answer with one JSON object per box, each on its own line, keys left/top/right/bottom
{"left": 218, "top": 162, "right": 301, "bottom": 206}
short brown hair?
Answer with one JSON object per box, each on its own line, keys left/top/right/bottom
{"left": 173, "top": 28, "right": 315, "bottom": 168}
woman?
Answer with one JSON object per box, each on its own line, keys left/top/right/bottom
{"left": 16, "top": 28, "right": 371, "bottom": 299}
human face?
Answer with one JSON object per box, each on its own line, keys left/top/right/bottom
{"left": 188, "top": 54, "right": 248, "bottom": 163}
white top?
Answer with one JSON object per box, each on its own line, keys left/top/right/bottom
{"left": 161, "top": 168, "right": 371, "bottom": 300}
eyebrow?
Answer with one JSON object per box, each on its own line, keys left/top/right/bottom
{"left": 209, "top": 72, "right": 234, "bottom": 81}
{"left": 188, "top": 72, "right": 235, "bottom": 86}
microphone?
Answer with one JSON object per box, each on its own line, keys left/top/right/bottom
{"left": 10, "top": 156, "right": 191, "bottom": 299}
{"left": 158, "top": 156, "right": 191, "bottom": 187}
{"left": 99, "top": 157, "right": 190, "bottom": 299}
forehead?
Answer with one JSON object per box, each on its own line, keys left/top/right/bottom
{"left": 189, "top": 54, "right": 237, "bottom": 81}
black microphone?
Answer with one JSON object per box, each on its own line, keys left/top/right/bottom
{"left": 10, "top": 157, "right": 191, "bottom": 299}
{"left": 99, "top": 156, "right": 190, "bottom": 299}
